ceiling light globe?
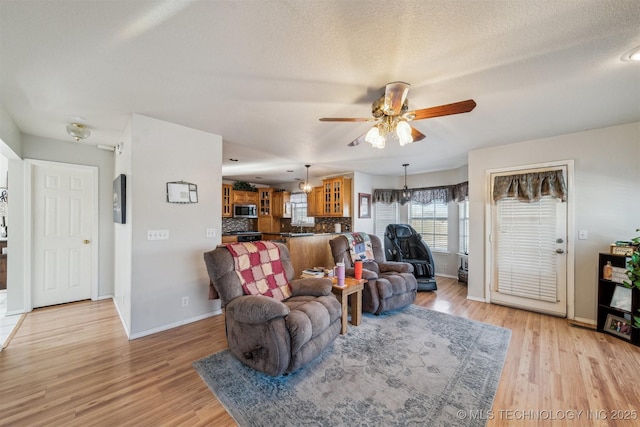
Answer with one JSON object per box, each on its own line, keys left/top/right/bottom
{"left": 396, "top": 121, "right": 413, "bottom": 146}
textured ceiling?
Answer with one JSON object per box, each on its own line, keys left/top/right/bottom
{"left": 1, "top": 0, "right": 639, "bottom": 184}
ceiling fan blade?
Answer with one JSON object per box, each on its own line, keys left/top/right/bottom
{"left": 408, "top": 99, "right": 476, "bottom": 121}
{"left": 319, "top": 117, "right": 372, "bottom": 122}
{"left": 384, "top": 81, "right": 410, "bottom": 115}
{"left": 348, "top": 132, "right": 368, "bottom": 147}
{"left": 411, "top": 127, "right": 426, "bottom": 143}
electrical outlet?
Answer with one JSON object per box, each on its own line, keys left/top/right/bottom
{"left": 181, "top": 296, "right": 189, "bottom": 307}
{"left": 206, "top": 228, "right": 216, "bottom": 238}
{"left": 443, "top": 263, "right": 447, "bottom": 270}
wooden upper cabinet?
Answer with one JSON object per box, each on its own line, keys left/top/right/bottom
{"left": 272, "top": 191, "right": 290, "bottom": 218}
{"left": 233, "top": 190, "right": 259, "bottom": 205}
{"left": 258, "top": 188, "right": 273, "bottom": 217}
{"left": 222, "top": 184, "right": 233, "bottom": 217}
{"left": 307, "top": 187, "right": 324, "bottom": 217}
{"left": 322, "top": 177, "right": 351, "bottom": 217}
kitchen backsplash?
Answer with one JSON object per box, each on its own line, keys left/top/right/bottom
{"left": 222, "top": 217, "right": 353, "bottom": 234}
{"left": 280, "top": 217, "right": 352, "bottom": 233}
{"left": 222, "top": 218, "right": 257, "bottom": 234}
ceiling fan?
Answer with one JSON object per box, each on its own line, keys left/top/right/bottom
{"left": 319, "top": 82, "right": 476, "bottom": 148}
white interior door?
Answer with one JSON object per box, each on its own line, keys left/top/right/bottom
{"left": 490, "top": 167, "right": 568, "bottom": 317}
{"left": 32, "top": 162, "right": 96, "bottom": 308}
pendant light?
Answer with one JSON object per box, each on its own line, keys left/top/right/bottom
{"left": 298, "top": 164, "right": 313, "bottom": 193}
{"left": 401, "top": 163, "right": 411, "bottom": 204}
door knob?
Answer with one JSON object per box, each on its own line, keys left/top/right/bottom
{"left": 556, "top": 238, "right": 564, "bottom": 243}
{"left": 83, "top": 240, "right": 90, "bottom": 244}
{"left": 556, "top": 248, "right": 564, "bottom": 254}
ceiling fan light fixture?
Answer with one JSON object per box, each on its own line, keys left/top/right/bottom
{"left": 396, "top": 120, "right": 413, "bottom": 146}
{"left": 66, "top": 123, "right": 91, "bottom": 142}
{"left": 365, "top": 125, "right": 385, "bottom": 149}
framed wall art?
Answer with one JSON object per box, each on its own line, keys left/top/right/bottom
{"left": 113, "top": 174, "right": 126, "bottom": 224}
{"left": 358, "top": 193, "right": 371, "bottom": 218}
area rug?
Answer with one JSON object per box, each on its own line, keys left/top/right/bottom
{"left": 193, "top": 305, "right": 511, "bottom": 427}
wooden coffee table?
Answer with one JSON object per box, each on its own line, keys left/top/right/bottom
{"left": 331, "top": 277, "right": 365, "bottom": 334}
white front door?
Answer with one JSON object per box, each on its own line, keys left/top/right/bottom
{"left": 32, "top": 162, "right": 96, "bottom": 308}
{"left": 490, "top": 167, "right": 568, "bottom": 317}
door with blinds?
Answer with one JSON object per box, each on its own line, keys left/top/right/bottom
{"left": 490, "top": 166, "right": 568, "bottom": 317}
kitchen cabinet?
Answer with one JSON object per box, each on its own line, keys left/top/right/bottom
{"left": 258, "top": 216, "right": 280, "bottom": 233}
{"left": 233, "top": 190, "right": 259, "bottom": 205}
{"left": 272, "top": 191, "right": 291, "bottom": 218}
{"left": 258, "top": 188, "right": 273, "bottom": 217}
{"left": 221, "top": 235, "right": 238, "bottom": 244}
{"left": 222, "top": 184, "right": 233, "bottom": 217}
{"left": 307, "top": 187, "right": 324, "bottom": 217}
{"left": 323, "top": 177, "right": 351, "bottom": 217}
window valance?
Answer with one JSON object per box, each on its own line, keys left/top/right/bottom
{"left": 492, "top": 170, "right": 566, "bottom": 203}
{"left": 373, "top": 181, "right": 468, "bottom": 205}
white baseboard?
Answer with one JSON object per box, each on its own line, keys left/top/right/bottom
{"left": 435, "top": 273, "right": 458, "bottom": 279}
{"left": 466, "top": 295, "right": 487, "bottom": 303}
{"left": 111, "top": 296, "right": 131, "bottom": 338}
{"left": 128, "top": 309, "right": 223, "bottom": 340}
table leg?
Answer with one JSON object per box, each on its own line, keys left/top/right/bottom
{"left": 340, "top": 292, "right": 348, "bottom": 335}
{"left": 349, "top": 290, "right": 362, "bottom": 326}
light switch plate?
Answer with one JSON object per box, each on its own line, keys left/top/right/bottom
{"left": 206, "top": 228, "right": 216, "bottom": 238}
{"left": 147, "top": 229, "right": 169, "bottom": 240}
{"left": 578, "top": 229, "right": 588, "bottom": 240}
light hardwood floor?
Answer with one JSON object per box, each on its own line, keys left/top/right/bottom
{"left": 1, "top": 278, "right": 639, "bottom": 426}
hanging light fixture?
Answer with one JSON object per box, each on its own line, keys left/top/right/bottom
{"left": 298, "top": 164, "right": 313, "bottom": 193}
{"left": 401, "top": 163, "right": 411, "bottom": 204}
{"left": 66, "top": 123, "right": 91, "bottom": 142}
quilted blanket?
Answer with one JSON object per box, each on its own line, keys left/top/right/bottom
{"left": 344, "top": 232, "right": 375, "bottom": 264}
{"left": 225, "top": 241, "right": 292, "bottom": 301}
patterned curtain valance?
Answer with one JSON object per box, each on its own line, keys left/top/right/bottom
{"left": 374, "top": 184, "right": 463, "bottom": 205}
{"left": 373, "top": 189, "right": 406, "bottom": 204}
{"left": 492, "top": 170, "right": 566, "bottom": 203}
{"left": 452, "top": 181, "right": 468, "bottom": 202}
{"left": 411, "top": 186, "right": 452, "bottom": 205}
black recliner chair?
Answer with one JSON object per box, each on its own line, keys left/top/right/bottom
{"left": 384, "top": 224, "right": 437, "bottom": 291}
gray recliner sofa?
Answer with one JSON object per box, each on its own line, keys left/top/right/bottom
{"left": 204, "top": 242, "right": 341, "bottom": 376}
{"left": 329, "top": 233, "right": 418, "bottom": 315}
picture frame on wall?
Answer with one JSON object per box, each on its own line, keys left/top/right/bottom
{"left": 605, "top": 313, "right": 632, "bottom": 340}
{"left": 358, "top": 193, "right": 371, "bottom": 218}
{"left": 113, "top": 174, "right": 126, "bottom": 224}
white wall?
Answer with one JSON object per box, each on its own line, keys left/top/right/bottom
{"left": 468, "top": 121, "right": 640, "bottom": 321}
{"left": 352, "top": 171, "right": 374, "bottom": 234}
{"left": 116, "top": 114, "right": 223, "bottom": 338}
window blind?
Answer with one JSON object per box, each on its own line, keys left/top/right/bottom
{"left": 409, "top": 201, "right": 448, "bottom": 252}
{"left": 374, "top": 202, "right": 398, "bottom": 240}
{"left": 496, "top": 196, "right": 557, "bottom": 302}
{"left": 458, "top": 200, "right": 469, "bottom": 255}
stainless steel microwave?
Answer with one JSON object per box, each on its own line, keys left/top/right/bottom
{"left": 233, "top": 204, "right": 258, "bottom": 218}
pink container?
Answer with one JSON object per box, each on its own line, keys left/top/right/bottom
{"left": 334, "top": 262, "right": 345, "bottom": 286}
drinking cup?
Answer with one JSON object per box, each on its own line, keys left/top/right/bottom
{"left": 354, "top": 261, "right": 363, "bottom": 280}
{"left": 335, "top": 262, "right": 345, "bottom": 286}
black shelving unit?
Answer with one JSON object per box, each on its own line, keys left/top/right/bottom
{"left": 596, "top": 253, "right": 640, "bottom": 346}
